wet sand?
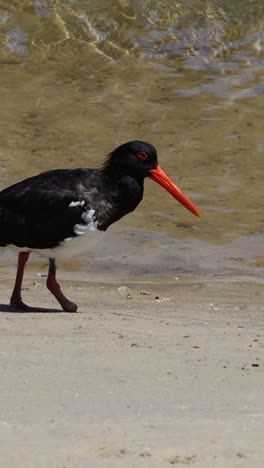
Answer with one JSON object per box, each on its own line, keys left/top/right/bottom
{"left": 1, "top": 279, "right": 263, "bottom": 468}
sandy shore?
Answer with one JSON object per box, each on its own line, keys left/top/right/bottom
{"left": 0, "top": 279, "right": 263, "bottom": 468}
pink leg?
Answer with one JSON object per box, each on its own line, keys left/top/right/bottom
{"left": 10, "top": 252, "right": 31, "bottom": 311}
{"left": 46, "top": 258, "right": 77, "bottom": 312}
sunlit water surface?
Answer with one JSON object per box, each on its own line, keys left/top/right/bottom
{"left": 0, "top": 0, "right": 263, "bottom": 281}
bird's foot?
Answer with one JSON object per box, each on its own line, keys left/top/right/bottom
{"left": 60, "top": 299, "right": 78, "bottom": 313}
{"left": 10, "top": 297, "right": 35, "bottom": 312}
{"left": 46, "top": 278, "right": 78, "bottom": 312}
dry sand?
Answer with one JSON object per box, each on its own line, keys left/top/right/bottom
{"left": 0, "top": 279, "right": 263, "bottom": 468}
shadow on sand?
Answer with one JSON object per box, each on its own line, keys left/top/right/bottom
{"left": 0, "top": 303, "right": 77, "bottom": 313}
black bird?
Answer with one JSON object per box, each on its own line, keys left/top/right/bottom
{"left": 0, "top": 140, "right": 200, "bottom": 312}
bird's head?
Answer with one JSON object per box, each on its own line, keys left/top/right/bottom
{"left": 105, "top": 140, "right": 158, "bottom": 176}
{"left": 105, "top": 140, "right": 201, "bottom": 217}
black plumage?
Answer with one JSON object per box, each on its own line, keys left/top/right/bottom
{"left": 0, "top": 140, "right": 199, "bottom": 312}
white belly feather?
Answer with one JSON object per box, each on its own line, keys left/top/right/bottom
{"left": 6, "top": 208, "right": 105, "bottom": 260}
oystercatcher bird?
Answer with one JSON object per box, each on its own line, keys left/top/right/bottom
{"left": 0, "top": 140, "right": 200, "bottom": 312}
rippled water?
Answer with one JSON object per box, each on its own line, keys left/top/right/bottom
{"left": 0, "top": 0, "right": 263, "bottom": 280}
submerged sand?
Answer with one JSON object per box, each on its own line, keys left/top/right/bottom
{"left": 0, "top": 279, "right": 263, "bottom": 468}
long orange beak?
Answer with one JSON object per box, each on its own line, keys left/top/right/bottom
{"left": 149, "top": 165, "right": 201, "bottom": 217}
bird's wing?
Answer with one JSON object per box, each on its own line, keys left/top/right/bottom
{"left": 0, "top": 169, "right": 98, "bottom": 249}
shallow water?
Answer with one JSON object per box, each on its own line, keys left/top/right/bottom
{"left": 0, "top": 0, "right": 263, "bottom": 280}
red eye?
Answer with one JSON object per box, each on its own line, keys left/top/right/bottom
{"left": 137, "top": 151, "right": 148, "bottom": 161}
